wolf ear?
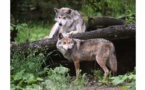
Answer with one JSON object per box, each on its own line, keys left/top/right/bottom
{"left": 58, "top": 33, "right": 63, "bottom": 39}
{"left": 66, "top": 9, "right": 71, "bottom": 14}
{"left": 54, "top": 8, "right": 59, "bottom": 13}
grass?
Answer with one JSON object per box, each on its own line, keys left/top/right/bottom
{"left": 13, "top": 21, "right": 53, "bottom": 43}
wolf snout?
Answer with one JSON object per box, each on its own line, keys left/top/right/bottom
{"left": 59, "top": 23, "right": 62, "bottom": 26}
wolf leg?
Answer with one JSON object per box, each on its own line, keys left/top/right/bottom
{"left": 96, "top": 55, "right": 109, "bottom": 77}
{"left": 48, "top": 23, "right": 59, "bottom": 38}
{"left": 73, "top": 58, "right": 80, "bottom": 80}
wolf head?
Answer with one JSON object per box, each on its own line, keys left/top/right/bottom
{"left": 54, "top": 7, "right": 81, "bottom": 26}
{"left": 56, "top": 33, "right": 75, "bottom": 52}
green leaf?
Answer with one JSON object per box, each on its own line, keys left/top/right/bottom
{"left": 21, "top": 23, "right": 28, "bottom": 27}
{"left": 17, "top": 79, "right": 24, "bottom": 86}
{"left": 10, "top": 25, "right": 14, "bottom": 31}
{"left": 36, "top": 77, "right": 43, "bottom": 81}
{"left": 120, "top": 86, "right": 130, "bottom": 90}
{"left": 13, "top": 69, "right": 25, "bottom": 81}
{"left": 111, "top": 76, "right": 125, "bottom": 86}
{"left": 23, "top": 73, "right": 37, "bottom": 84}
{"left": 130, "top": 81, "right": 136, "bottom": 89}
{"left": 128, "top": 74, "right": 136, "bottom": 80}
{"left": 53, "top": 66, "right": 69, "bottom": 74}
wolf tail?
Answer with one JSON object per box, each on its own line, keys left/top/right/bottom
{"left": 108, "top": 44, "right": 117, "bottom": 75}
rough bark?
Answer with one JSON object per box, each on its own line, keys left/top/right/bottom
{"left": 11, "top": 24, "right": 135, "bottom": 53}
{"left": 86, "top": 16, "right": 124, "bottom": 30}
{"left": 73, "top": 24, "right": 135, "bottom": 40}
{"left": 11, "top": 38, "right": 57, "bottom": 53}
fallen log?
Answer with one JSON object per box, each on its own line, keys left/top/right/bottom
{"left": 86, "top": 16, "right": 124, "bottom": 30}
{"left": 87, "top": 16, "right": 124, "bottom": 26}
{"left": 11, "top": 24, "right": 136, "bottom": 75}
{"left": 11, "top": 24, "right": 135, "bottom": 53}
{"left": 10, "top": 16, "right": 124, "bottom": 42}
{"left": 73, "top": 24, "right": 135, "bottom": 40}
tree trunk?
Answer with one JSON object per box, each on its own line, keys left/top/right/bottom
{"left": 11, "top": 24, "right": 135, "bottom": 53}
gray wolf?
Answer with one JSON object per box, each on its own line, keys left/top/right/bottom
{"left": 46, "top": 7, "right": 86, "bottom": 39}
{"left": 56, "top": 33, "right": 117, "bottom": 79}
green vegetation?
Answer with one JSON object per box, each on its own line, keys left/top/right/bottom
{"left": 11, "top": 51, "right": 88, "bottom": 90}
{"left": 11, "top": 49, "right": 135, "bottom": 90}
{"left": 11, "top": 0, "right": 135, "bottom": 90}
{"left": 93, "top": 69, "right": 136, "bottom": 89}
{"left": 11, "top": 0, "right": 135, "bottom": 43}
{"left": 11, "top": 50, "right": 135, "bottom": 90}
{"left": 11, "top": 22, "right": 52, "bottom": 43}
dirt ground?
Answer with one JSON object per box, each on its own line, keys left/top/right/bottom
{"left": 81, "top": 76, "right": 130, "bottom": 90}
{"left": 83, "top": 86, "right": 121, "bottom": 90}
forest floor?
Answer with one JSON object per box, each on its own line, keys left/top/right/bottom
{"left": 81, "top": 76, "right": 131, "bottom": 90}
{"left": 83, "top": 86, "right": 121, "bottom": 90}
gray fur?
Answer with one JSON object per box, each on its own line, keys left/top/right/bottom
{"left": 56, "top": 34, "right": 117, "bottom": 77}
{"left": 48, "top": 7, "right": 86, "bottom": 38}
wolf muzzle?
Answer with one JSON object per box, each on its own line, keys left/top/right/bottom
{"left": 59, "top": 23, "right": 62, "bottom": 26}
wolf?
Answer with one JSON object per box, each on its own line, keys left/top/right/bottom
{"left": 56, "top": 33, "right": 117, "bottom": 79}
{"left": 46, "top": 7, "right": 86, "bottom": 39}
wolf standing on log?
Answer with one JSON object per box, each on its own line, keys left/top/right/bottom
{"left": 56, "top": 33, "right": 117, "bottom": 79}
{"left": 45, "top": 7, "right": 86, "bottom": 39}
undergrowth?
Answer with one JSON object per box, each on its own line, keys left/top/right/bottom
{"left": 93, "top": 69, "right": 136, "bottom": 90}
{"left": 11, "top": 49, "right": 136, "bottom": 90}
{"left": 11, "top": 50, "right": 88, "bottom": 90}
{"left": 11, "top": 22, "right": 53, "bottom": 43}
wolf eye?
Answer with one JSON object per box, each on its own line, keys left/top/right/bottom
{"left": 63, "top": 42, "right": 66, "bottom": 44}
{"left": 58, "top": 42, "right": 61, "bottom": 44}
{"left": 63, "top": 17, "right": 66, "bottom": 19}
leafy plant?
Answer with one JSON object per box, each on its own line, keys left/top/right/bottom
{"left": 11, "top": 69, "right": 43, "bottom": 90}
{"left": 111, "top": 72, "right": 135, "bottom": 86}
{"left": 11, "top": 50, "right": 88, "bottom": 90}
{"left": 71, "top": 70, "right": 88, "bottom": 90}
{"left": 41, "top": 66, "right": 70, "bottom": 90}
{"left": 81, "top": 0, "right": 135, "bottom": 24}
{"left": 125, "top": 10, "right": 135, "bottom": 24}
{"left": 93, "top": 69, "right": 104, "bottom": 80}
{"left": 93, "top": 69, "right": 136, "bottom": 89}
{"left": 11, "top": 50, "right": 46, "bottom": 90}
{"left": 12, "top": 22, "right": 52, "bottom": 43}
{"left": 111, "top": 75, "right": 128, "bottom": 86}
{"left": 11, "top": 50, "right": 45, "bottom": 75}
{"left": 42, "top": 66, "right": 88, "bottom": 90}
